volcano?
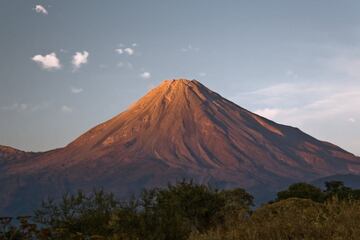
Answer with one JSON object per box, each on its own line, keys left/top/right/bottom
{"left": 1, "top": 79, "right": 360, "bottom": 215}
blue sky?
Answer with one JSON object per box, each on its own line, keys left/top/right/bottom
{"left": 1, "top": 0, "right": 359, "bottom": 155}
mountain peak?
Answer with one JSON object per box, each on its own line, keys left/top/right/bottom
{"left": 160, "top": 78, "right": 198, "bottom": 86}
{"left": 153, "top": 79, "right": 201, "bottom": 94}
{"left": 126, "top": 79, "right": 212, "bottom": 112}
{"left": 2, "top": 78, "right": 360, "bottom": 215}
{"left": 64, "top": 79, "right": 360, "bottom": 175}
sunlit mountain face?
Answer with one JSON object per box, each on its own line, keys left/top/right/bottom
{"left": 1, "top": 79, "right": 359, "bottom": 215}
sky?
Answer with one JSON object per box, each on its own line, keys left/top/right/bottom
{"left": 0, "top": 0, "right": 359, "bottom": 155}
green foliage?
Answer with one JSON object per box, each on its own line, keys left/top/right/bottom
{"left": 0, "top": 216, "right": 52, "bottom": 240}
{"left": 276, "top": 181, "right": 360, "bottom": 204}
{"left": 190, "top": 198, "right": 360, "bottom": 240}
{"left": 2, "top": 180, "right": 360, "bottom": 240}
{"left": 276, "top": 182, "right": 325, "bottom": 202}
{"left": 110, "top": 181, "right": 253, "bottom": 240}
{"left": 324, "top": 181, "right": 360, "bottom": 200}
{"left": 34, "top": 189, "right": 118, "bottom": 239}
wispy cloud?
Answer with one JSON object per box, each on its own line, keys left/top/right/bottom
{"left": 34, "top": 5, "right": 48, "bottom": 15}
{"left": 254, "top": 108, "right": 281, "bottom": 119}
{"left": 198, "top": 72, "right": 207, "bottom": 77}
{"left": 32, "top": 53, "right": 61, "bottom": 70}
{"left": 329, "top": 56, "right": 360, "bottom": 79}
{"left": 180, "top": 45, "right": 200, "bottom": 53}
{"left": 72, "top": 51, "right": 89, "bottom": 70}
{"left": 70, "top": 87, "right": 83, "bottom": 94}
{"left": 236, "top": 82, "right": 360, "bottom": 128}
{"left": 1, "top": 102, "right": 50, "bottom": 112}
{"left": 115, "top": 47, "right": 135, "bottom": 56}
{"left": 115, "top": 49, "right": 124, "bottom": 54}
{"left": 140, "top": 72, "right": 151, "bottom": 79}
{"left": 124, "top": 48, "right": 134, "bottom": 55}
{"left": 61, "top": 105, "right": 73, "bottom": 113}
{"left": 348, "top": 117, "right": 356, "bottom": 123}
{"left": 117, "top": 61, "right": 133, "bottom": 69}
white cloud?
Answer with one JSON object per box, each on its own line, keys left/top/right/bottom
{"left": 115, "top": 44, "right": 136, "bottom": 56}
{"left": 348, "top": 117, "right": 356, "bottom": 123}
{"left": 254, "top": 108, "right": 281, "bottom": 119}
{"left": 140, "top": 72, "right": 151, "bottom": 79}
{"left": 1, "top": 102, "right": 49, "bottom": 112}
{"left": 330, "top": 57, "right": 360, "bottom": 79}
{"left": 117, "top": 61, "right": 133, "bottom": 69}
{"left": 61, "top": 105, "right": 73, "bottom": 113}
{"left": 32, "top": 53, "right": 61, "bottom": 70}
{"left": 115, "top": 48, "right": 124, "bottom": 54}
{"left": 124, "top": 48, "right": 134, "bottom": 55}
{"left": 180, "top": 45, "right": 200, "bottom": 52}
{"left": 72, "top": 51, "right": 89, "bottom": 70}
{"left": 285, "top": 70, "right": 299, "bottom": 79}
{"left": 6, "top": 103, "right": 28, "bottom": 111}
{"left": 241, "top": 83, "right": 360, "bottom": 126}
{"left": 236, "top": 82, "right": 360, "bottom": 155}
{"left": 198, "top": 72, "right": 207, "bottom": 77}
{"left": 70, "top": 87, "right": 83, "bottom": 94}
{"left": 35, "top": 5, "right": 48, "bottom": 15}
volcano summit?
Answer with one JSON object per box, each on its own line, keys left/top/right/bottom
{"left": 1, "top": 79, "right": 360, "bottom": 214}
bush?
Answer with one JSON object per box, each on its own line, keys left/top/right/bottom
{"left": 110, "top": 181, "right": 253, "bottom": 240}
{"left": 3, "top": 180, "right": 360, "bottom": 240}
{"left": 190, "top": 198, "right": 360, "bottom": 240}
{"left": 276, "top": 182, "right": 325, "bottom": 202}
{"left": 34, "top": 189, "right": 118, "bottom": 239}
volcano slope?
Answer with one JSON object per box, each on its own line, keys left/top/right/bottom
{"left": 1, "top": 79, "right": 360, "bottom": 215}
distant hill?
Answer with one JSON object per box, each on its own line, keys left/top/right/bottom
{"left": 311, "top": 174, "right": 360, "bottom": 189}
{"left": 1, "top": 79, "right": 360, "bottom": 215}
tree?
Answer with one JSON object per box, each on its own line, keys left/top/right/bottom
{"left": 34, "top": 189, "right": 118, "bottom": 239}
{"left": 276, "top": 182, "right": 325, "bottom": 202}
{"left": 110, "top": 181, "right": 254, "bottom": 240}
{"left": 324, "top": 181, "right": 360, "bottom": 201}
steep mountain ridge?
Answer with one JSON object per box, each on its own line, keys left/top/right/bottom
{"left": 1, "top": 79, "right": 360, "bottom": 215}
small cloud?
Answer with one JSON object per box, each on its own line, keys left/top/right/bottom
{"left": 61, "top": 105, "right": 73, "bottom": 113}
{"left": 70, "top": 87, "right": 83, "bottom": 94}
{"left": 1, "top": 102, "right": 49, "bottom": 112}
{"left": 2, "top": 103, "right": 27, "bottom": 111}
{"left": 124, "top": 48, "right": 134, "bottom": 55}
{"left": 32, "top": 53, "right": 61, "bottom": 70}
{"left": 180, "top": 45, "right": 200, "bottom": 53}
{"left": 198, "top": 72, "right": 207, "bottom": 77}
{"left": 140, "top": 72, "right": 151, "bottom": 79}
{"left": 132, "top": 43, "right": 137, "bottom": 47}
{"left": 72, "top": 51, "right": 89, "bottom": 70}
{"left": 330, "top": 57, "right": 360, "bottom": 79}
{"left": 115, "top": 48, "right": 124, "bottom": 54}
{"left": 117, "top": 61, "right": 133, "bottom": 69}
{"left": 254, "top": 108, "right": 281, "bottom": 120}
{"left": 348, "top": 117, "right": 356, "bottom": 123}
{"left": 34, "top": 5, "right": 48, "bottom": 15}
{"left": 285, "top": 70, "right": 299, "bottom": 79}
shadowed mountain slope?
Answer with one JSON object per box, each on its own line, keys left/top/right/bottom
{"left": 1, "top": 79, "right": 360, "bottom": 215}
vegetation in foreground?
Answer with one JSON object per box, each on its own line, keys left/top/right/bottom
{"left": 1, "top": 180, "right": 360, "bottom": 240}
